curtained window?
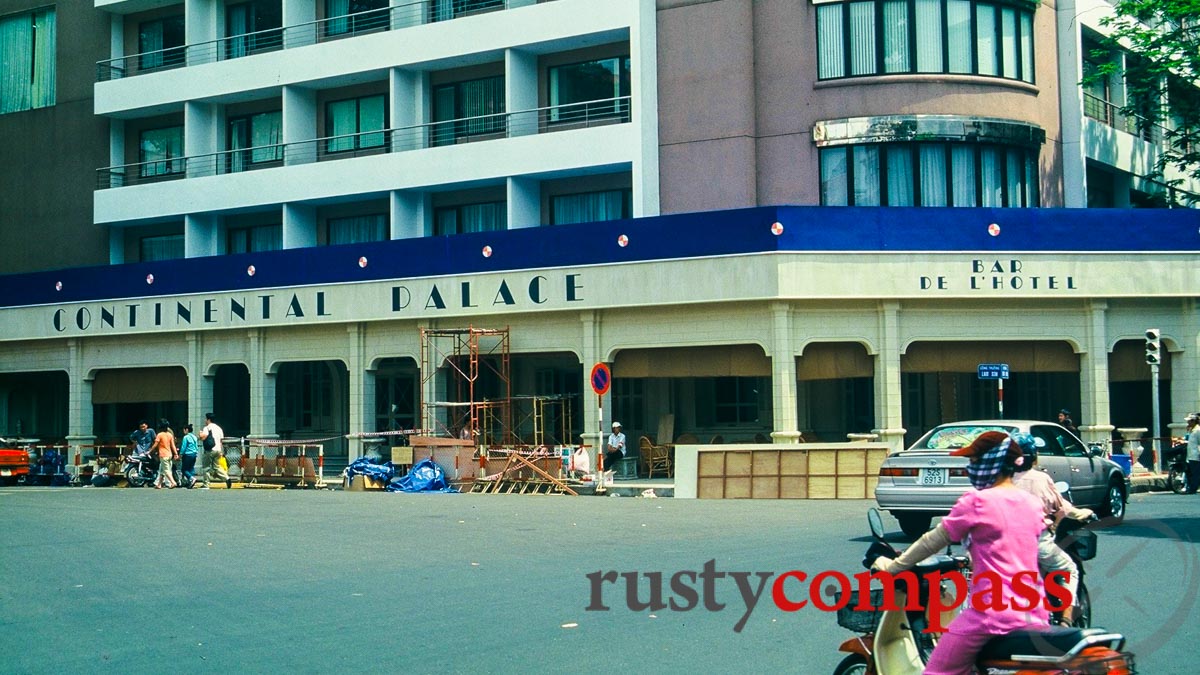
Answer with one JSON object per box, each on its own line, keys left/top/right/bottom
{"left": 430, "top": 0, "right": 505, "bottom": 22}
{"left": 138, "top": 16, "right": 185, "bottom": 72}
{"left": 432, "top": 76, "right": 505, "bottom": 146}
{"left": 226, "top": 1, "right": 282, "bottom": 59}
{"left": 882, "top": 1, "right": 910, "bottom": 73}
{"left": 815, "top": 0, "right": 1033, "bottom": 82}
{"left": 0, "top": 8, "right": 55, "bottom": 114}
{"left": 819, "top": 141, "right": 1038, "bottom": 207}
{"left": 139, "top": 126, "right": 185, "bottom": 177}
{"left": 228, "top": 111, "right": 283, "bottom": 172}
{"left": 328, "top": 214, "right": 387, "bottom": 244}
{"left": 434, "top": 202, "right": 507, "bottom": 236}
{"left": 325, "top": 95, "right": 385, "bottom": 153}
{"left": 227, "top": 224, "right": 282, "bottom": 253}
{"left": 550, "top": 189, "right": 631, "bottom": 225}
{"left": 919, "top": 144, "right": 948, "bottom": 206}
{"left": 849, "top": 2, "right": 876, "bottom": 76}
{"left": 140, "top": 234, "right": 184, "bottom": 262}
{"left": 325, "top": 0, "right": 388, "bottom": 37}
{"left": 817, "top": 5, "right": 845, "bottom": 79}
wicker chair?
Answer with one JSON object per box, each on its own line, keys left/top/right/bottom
{"left": 640, "top": 436, "right": 672, "bottom": 479}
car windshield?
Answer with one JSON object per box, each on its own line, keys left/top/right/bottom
{"left": 914, "top": 425, "right": 1017, "bottom": 450}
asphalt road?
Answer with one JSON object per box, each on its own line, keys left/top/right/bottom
{"left": 0, "top": 486, "right": 1197, "bottom": 674}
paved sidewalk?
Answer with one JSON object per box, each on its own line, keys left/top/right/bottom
{"left": 1129, "top": 470, "right": 1170, "bottom": 493}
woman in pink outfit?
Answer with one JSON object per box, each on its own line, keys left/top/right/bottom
{"left": 872, "top": 431, "right": 1049, "bottom": 674}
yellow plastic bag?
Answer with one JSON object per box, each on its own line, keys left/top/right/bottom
{"left": 218, "top": 455, "right": 229, "bottom": 471}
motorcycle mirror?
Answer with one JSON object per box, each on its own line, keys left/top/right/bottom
{"left": 1054, "top": 480, "right": 1070, "bottom": 495}
{"left": 867, "top": 508, "right": 886, "bottom": 542}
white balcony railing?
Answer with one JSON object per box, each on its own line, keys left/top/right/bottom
{"left": 97, "top": 0, "right": 539, "bottom": 81}
{"left": 96, "top": 96, "right": 631, "bottom": 189}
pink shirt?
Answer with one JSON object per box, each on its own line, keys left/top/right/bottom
{"left": 939, "top": 486, "right": 1049, "bottom": 634}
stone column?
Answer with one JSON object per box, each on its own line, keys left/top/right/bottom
{"left": 1078, "top": 300, "right": 1115, "bottom": 445}
{"left": 347, "top": 323, "right": 369, "bottom": 462}
{"left": 65, "top": 339, "right": 96, "bottom": 463}
{"left": 1169, "top": 298, "right": 1199, "bottom": 440}
{"left": 248, "top": 330, "right": 277, "bottom": 440}
{"left": 579, "top": 311, "right": 603, "bottom": 470}
{"left": 872, "top": 301, "right": 906, "bottom": 453}
{"left": 770, "top": 302, "right": 801, "bottom": 444}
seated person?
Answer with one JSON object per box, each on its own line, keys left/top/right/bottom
{"left": 604, "top": 422, "right": 627, "bottom": 470}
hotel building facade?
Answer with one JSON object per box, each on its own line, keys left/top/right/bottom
{"left": 0, "top": 0, "right": 1197, "bottom": 470}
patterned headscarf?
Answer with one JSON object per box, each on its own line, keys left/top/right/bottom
{"left": 965, "top": 435, "right": 1014, "bottom": 490}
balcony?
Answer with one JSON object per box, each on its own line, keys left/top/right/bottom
{"left": 1083, "top": 92, "right": 1162, "bottom": 145}
{"left": 97, "top": 96, "right": 630, "bottom": 190}
{"left": 97, "top": 0, "right": 543, "bottom": 82}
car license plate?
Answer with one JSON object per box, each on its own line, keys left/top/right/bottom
{"left": 919, "top": 468, "right": 946, "bottom": 486}
{"left": 0, "top": 470, "right": 11, "bottom": 476}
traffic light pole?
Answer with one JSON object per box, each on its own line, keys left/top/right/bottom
{"left": 1150, "top": 363, "right": 1161, "bottom": 471}
{"left": 1146, "top": 329, "right": 1162, "bottom": 472}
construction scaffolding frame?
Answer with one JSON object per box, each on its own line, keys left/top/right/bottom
{"left": 419, "top": 326, "right": 513, "bottom": 446}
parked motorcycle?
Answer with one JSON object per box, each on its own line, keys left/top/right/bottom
{"left": 1165, "top": 442, "right": 1188, "bottom": 495}
{"left": 832, "top": 508, "right": 1136, "bottom": 675}
{"left": 123, "top": 453, "right": 187, "bottom": 488}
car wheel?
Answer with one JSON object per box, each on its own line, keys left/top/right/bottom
{"left": 833, "top": 654, "right": 869, "bottom": 675}
{"left": 897, "top": 513, "right": 932, "bottom": 538}
{"left": 1168, "top": 465, "right": 1187, "bottom": 495}
{"left": 1097, "top": 479, "right": 1125, "bottom": 523}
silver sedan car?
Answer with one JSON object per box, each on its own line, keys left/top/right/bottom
{"left": 875, "top": 420, "right": 1129, "bottom": 537}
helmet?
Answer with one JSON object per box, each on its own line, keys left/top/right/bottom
{"left": 1011, "top": 432, "right": 1045, "bottom": 465}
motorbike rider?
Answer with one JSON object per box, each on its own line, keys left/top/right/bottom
{"left": 871, "top": 431, "right": 1049, "bottom": 675}
{"left": 129, "top": 420, "right": 154, "bottom": 458}
{"left": 1011, "top": 432, "right": 1093, "bottom": 626}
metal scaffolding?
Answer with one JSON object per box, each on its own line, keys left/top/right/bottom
{"left": 419, "top": 326, "right": 513, "bottom": 445}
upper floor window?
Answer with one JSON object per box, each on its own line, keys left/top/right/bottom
{"left": 139, "top": 16, "right": 185, "bottom": 72}
{"left": 139, "top": 126, "right": 185, "bottom": 178}
{"left": 434, "top": 201, "right": 507, "bottom": 236}
{"left": 819, "top": 142, "right": 1039, "bottom": 207}
{"left": 228, "top": 111, "right": 283, "bottom": 172}
{"left": 325, "top": 0, "right": 389, "bottom": 37}
{"left": 550, "top": 189, "right": 631, "bottom": 225}
{"left": 140, "top": 234, "right": 184, "bottom": 262}
{"left": 227, "top": 1, "right": 283, "bottom": 58}
{"left": 432, "top": 76, "right": 506, "bottom": 146}
{"left": 227, "top": 224, "right": 282, "bottom": 254}
{"left": 816, "top": 0, "right": 1034, "bottom": 83}
{"left": 429, "top": 0, "right": 505, "bottom": 23}
{"left": 328, "top": 214, "right": 386, "bottom": 244}
{"left": 325, "top": 94, "right": 386, "bottom": 153}
{"left": 549, "top": 57, "right": 631, "bottom": 123}
{"left": 0, "top": 7, "right": 55, "bottom": 114}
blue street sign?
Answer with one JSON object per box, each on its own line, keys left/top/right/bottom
{"left": 977, "top": 363, "right": 1010, "bottom": 380}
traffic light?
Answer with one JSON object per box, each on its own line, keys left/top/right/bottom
{"left": 1145, "top": 329, "right": 1161, "bottom": 365}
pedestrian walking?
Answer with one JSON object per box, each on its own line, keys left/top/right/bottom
{"left": 198, "top": 412, "right": 229, "bottom": 489}
{"left": 178, "top": 423, "right": 199, "bottom": 488}
{"left": 152, "top": 419, "right": 178, "bottom": 489}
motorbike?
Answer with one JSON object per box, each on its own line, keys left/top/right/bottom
{"left": 1052, "top": 481, "right": 1098, "bottom": 629}
{"left": 123, "top": 452, "right": 189, "bottom": 488}
{"left": 1165, "top": 442, "right": 1188, "bottom": 495}
{"left": 832, "top": 508, "right": 1136, "bottom": 675}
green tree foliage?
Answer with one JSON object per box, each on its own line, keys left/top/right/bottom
{"left": 1096, "top": 0, "right": 1199, "bottom": 203}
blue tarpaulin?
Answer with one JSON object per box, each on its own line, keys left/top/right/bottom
{"left": 386, "top": 458, "right": 458, "bottom": 493}
{"left": 343, "top": 457, "right": 395, "bottom": 483}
